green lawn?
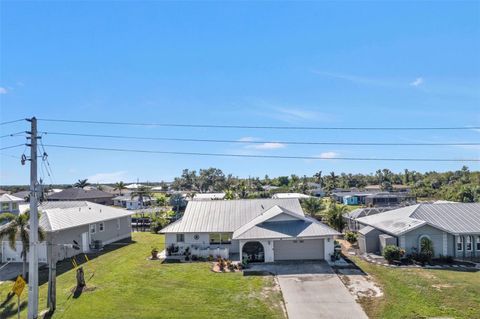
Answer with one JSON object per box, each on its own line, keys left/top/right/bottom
{"left": 0, "top": 233, "right": 285, "bottom": 319}
{"left": 351, "top": 256, "right": 480, "bottom": 319}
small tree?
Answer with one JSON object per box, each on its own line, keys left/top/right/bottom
{"left": 74, "top": 179, "right": 90, "bottom": 188}
{"left": 323, "top": 202, "right": 347, "bottom": 232}
{"left": 114, "top": 181, "right": 127, "bottom": 195}
{"left": 0, "top": 211, "right": 46, "bottom": 278}
{"left": 301, "top": 197, "right": 324, "bottom": 218}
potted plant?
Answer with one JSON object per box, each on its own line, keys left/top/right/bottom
{"left": 151, "top": 247, "right": 159, "bottom": 259}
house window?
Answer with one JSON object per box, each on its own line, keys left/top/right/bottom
{"left": 209, "top": 233, "right": 232, "bottom": 244}
{"left": 1, "top": 203, "right": 9, "bottom": 211}
{"left": 90, "top": 224, "right": 96, "bottom": 234}
{"left": 457, "top": 236, "right": 464, "bottom": 251}
{"left": 117, "top": 218, "right": 121, "bottom": 230}
{"left": 176, "top": 234, "right": 185, "bottom": 243}
{"left": 12, "top": 203, "right": 19, "bottom": 210}
{"left": 99, "top": 222, "right": 105, "bottom": 232}
{"left": 466, "top": 236, "right": 473, "bottom": 251}
{"left": 477, "top": 236, "right": 480, "bottom": 251}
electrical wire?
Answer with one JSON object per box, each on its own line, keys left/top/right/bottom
{"left": 43, "top": 144, "right": 480, "bottom": 162}
{"left": 40, "top": 131, "right": 480, "bottom": 146}
{"left": 0, "top": 131, "right": 26, "bottom": 139}
{"left": 0, "top": 118, "right": 26, "bottom": 126}
{"left": 37, "top": 118, "right": 480, "bottom": 131}
{"left": 0, "top": 144, "right": 25, "bottom": 151}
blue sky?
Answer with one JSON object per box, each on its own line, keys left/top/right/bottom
{"left": 1, "top": 1, "right": 479, "bottom": 185}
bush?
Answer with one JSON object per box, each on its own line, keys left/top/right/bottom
{"left": 437, "top": 254, "right": 454, "bottom": 264}
{"left": 383, "top": 245, "right": 403, "bottom": 263}
{"left": 344, "top": 231, "right": 358, "bottom": 244}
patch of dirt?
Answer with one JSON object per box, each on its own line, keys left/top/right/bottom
{"left": 432, "top": 283, "right": 453, "bottom": 291}
{"left": 336, "top": 269, "right": 383, "bottom": 299}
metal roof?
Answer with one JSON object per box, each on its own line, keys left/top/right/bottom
{"left": 39, "top": 201, "right": 133, "bottom": 232}
{"left": 345, "top": 206, "right": 399, "bottom": 219}
{"left": 161, "top": 198, "right": 304, "bottom": 233}
{"left": 192, "top": 193, "right": 226, "bottom": 200}
{"left": 0, "top": 194, "right": 24, "bottom": 203}
{"left": 48, "top": 188, "right": 114, "bottom": 200}
{"left": 272, "top": 193, "right": 311, "bottom": 199}
{"left": 356, "top": 203, "right": 480, "bottom": 235}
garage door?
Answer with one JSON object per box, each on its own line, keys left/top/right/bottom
{"left": 274, "top": 239, "right": 324, "bottom": 261}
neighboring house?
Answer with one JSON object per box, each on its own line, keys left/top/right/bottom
{"left": 272, "top": 193, "right": 311, "bottom": 199}
{"left": 113, "top": 195, "right": 154, "bottom": 210}
{"left": 0, "top": 189, "right": 8, "bottom": 195}
{"left": 262, "top": 185, "right": 280, "bottom": 192}
{"left": 1, "top": 201, "right": 133, "bottom": 263}
{"left": 192, "top": 193, "right": 226, "bottom": 201}
{"left": 125, "top": 183, "right": 145, "bottom": 190}
{"left": 343, "top": 195, "right": 358, "bottom": 205}
{"left": 11, "top": 190, "right": 30, "bottom": 202}
{"left": 48, "top": 188, "right": 115, "bottom": 205}
{"left": 364, "top": 192, "right": 416, "bottom": 207}
{"left": 332, "top": 191, "right": 374, "bottom": 205}
{"left": 0, "top": 194, "right": 24, "bottom": 214}
{"left": 355, "top": 203, "right": 480, "bottom": 260}
{"left": 161, "top": 199, "right": 340, "bottom": 263}
{"left": 344, "top": 206, "right": 399, "bottom": 231}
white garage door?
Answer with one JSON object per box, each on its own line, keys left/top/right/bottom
{"left": 274, "top": 239, "right": 324, "bottom": 261}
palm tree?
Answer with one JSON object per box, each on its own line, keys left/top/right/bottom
{"left": 322, "top": 202, "right": 348, "bottom": 232}
{"left": 74, "top": 179, "right": 90, "bottom": 188}
{"left": 0, "top": 211, "right": 46, "bottom": 278}
{"left": 301, "top": 197, "right": 324, "bottom": 218}
{"left": 114, "top": 181, "right": 127, "bottom": 195}
{"left": 224, "top": 189, "right": 235, "bottom": 200}
{"left": 130, "top": 186, "right": 153, "bottom": 209}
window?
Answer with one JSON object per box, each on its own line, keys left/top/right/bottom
{"left": 12, "top": 203, "right": 18, "bottom": 210}
{"left": 457, "top": 236, "right": 464, "bottom": 251}
{"left": 90, "top": 224, "right": 96, "bottom": 234}
{"left": 176, "top": 234, "right": 185, "bottom": 243}
{"left": 466, "top": 236, "right": 472, "bottom": 251}
{"left": 1, "top": 203, "right": 9, "bottom": 211}
{"left": 209, "top": 233, "right": 232, "bottom": 244}
{"left": 99, "top": 222, "right": 105, "bottom": 232}
{"left": 117, "top": 218, "right": 121, "bottom": 230}
{"left": 477, "top": 236, "right": 480, "bottom": 251}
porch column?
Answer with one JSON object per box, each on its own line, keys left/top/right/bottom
{"left": 442, "top": 232, "right": 447, "bottom": 256}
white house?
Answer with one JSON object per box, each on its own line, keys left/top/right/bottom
{"left": 161, "top": 199, "right": 340, "bottom": 262}
{"left": 192, "top": 193, "right": 226, "bottom": 201}
{"left": 1, "top": 201, "right": 133, "bottom": 263}
{"left": 113, "top": 195, "right": 154, "bottom": 210}
{"left": 0, "top": 194, "right": 24, "bottom": 214}
{"left": 271, "top": 193, "right": 311, "bottom": 199}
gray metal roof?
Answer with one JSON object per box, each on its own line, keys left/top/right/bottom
{"left": 358, "top": 226, "right": 376, "bottom": 235}
{"left": 345, "top": 206, "right": 399, "bottom": 219}
{"left": 161, "top": 199, "right": 340, "bottom": 239}
{"left": 47, "top": 188, "right": 114, "bottom": 200}
{"left": 356, "top": 203, "right": 480, "bottom": 235}
{"left": 39, "top": 201, "right": 133, "bottom": 232}
{"left": 161, "top": 198, "right": 303, "bottom": 233}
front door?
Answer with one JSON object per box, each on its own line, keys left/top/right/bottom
{"left": 82, "top": 232, "right": 89, "bottom": 253}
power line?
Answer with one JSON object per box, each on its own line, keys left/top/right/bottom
{"left": 0, "top": 131, "right": 26, "bottom": 139}
{"left": 0, "top": 144, "right": 25, "bottom": 151}
{"left": 0, "top": 118, "right": 26, "bottom": 126}
{"left": 43, "top": 144, "right": 480, "bottom": 162}
{"left": 38, "top": 118, "right": 480, "bottom": 131}
{"left": 41, "top": 131, "right": 480, "bottom": 146}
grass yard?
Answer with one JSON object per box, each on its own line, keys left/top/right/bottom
{"left": 0, "top": 233, "right": 285, "bottom": 319}
{"left": 351, "top": 256, "right": 480, "bottom": 319}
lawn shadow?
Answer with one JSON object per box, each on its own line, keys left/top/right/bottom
{"left": 0, "top": 298, "right": 27, "bottom": 318}
{"left": 72, "top": 286, "right": 83, "bottom": 299}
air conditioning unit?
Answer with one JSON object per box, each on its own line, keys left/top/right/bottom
{"left": 93, "top": 240, "right": 103, "bottom": 250}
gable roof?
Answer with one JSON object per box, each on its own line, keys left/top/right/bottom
{"left": 356, "top": 203, "right": 480, "bottom": 236}
{"left": 48, "top": 188, "right": 114, "bottom": 200}
{"left": 161, "top": 198, "right": 303, "bottom": 233}
{"left": 39, "top": 201, "right": 133, "bottom": 232}
{"left": 0, "top": 194, "right": 24, "bottom": 203}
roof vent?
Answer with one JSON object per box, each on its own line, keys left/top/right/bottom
{"left": 261, "top": 205, "right": 264, "bottom": 209}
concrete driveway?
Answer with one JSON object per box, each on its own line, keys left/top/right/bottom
{"left": 248, "top": 261, "right": 368, "bottom": 319}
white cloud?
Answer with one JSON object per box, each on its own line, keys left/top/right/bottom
{"left": 0, "top": 87, "right": 7, "bottom": 94}
{"left": 246, "top": 142, "right": 286, "bottom": 150}
{"left": 318, "top": 151, "right": 339, "bottom": 159}
{"left": 410, "top": 77, "right": 424, "bottom": 87}
{"left": 87, "top": 171, "right": 129, "bottom": 183}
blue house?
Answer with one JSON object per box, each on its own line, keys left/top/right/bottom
{"left": 343, "top": 195, "right": 358, "bottom": 205}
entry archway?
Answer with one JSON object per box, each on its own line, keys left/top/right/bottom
{"left": 242, "top": 241, "right": 265, "bottom": 262}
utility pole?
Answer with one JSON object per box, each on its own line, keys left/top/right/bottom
{"left": 47, "top": 239, "right": 56, "bottom": 313}
{"left": 27, "top": 117, "right": 39, "bottom": 319}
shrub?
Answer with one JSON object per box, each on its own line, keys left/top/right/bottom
{"left": 207, "top": 255, "right": 214, "bottom": 262}
{"left": 191, "top": 255, "right": 198, "bottom": 261}
{"left": 344, "top": 231, "right": 358, "bottom": 244}
{"left": 437, "top": 254, "right": 454, "bottom": 264}
{"left": 383, "top": 245, "right": 403, "bottom": 263}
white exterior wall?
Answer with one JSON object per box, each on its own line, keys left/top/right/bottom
{"left": 165, "top": 233, "right": 239, "bottom": 254}
{"left": 2, "top": 241, "right": 48, "bottom": 263}
{"left": 323, "top": 237, "right": 335, "bottom": 260}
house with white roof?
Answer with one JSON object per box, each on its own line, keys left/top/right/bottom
{"left": 1, "top": 201, "right": 133, "bottom": 263}
{"left": 161, "top": 198, "right": 340, "bottom": 262}
{"left": 271, "top": 193, "right": 311, "bottom": 199}
{"left": 356, "top": 203, "right": 480, "bottom": 260}
{"left": 192, "top": 193, "right": 226, "bottom": 201}
{"left": 0, "top": 194, "right": 24, "bottom": 214}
